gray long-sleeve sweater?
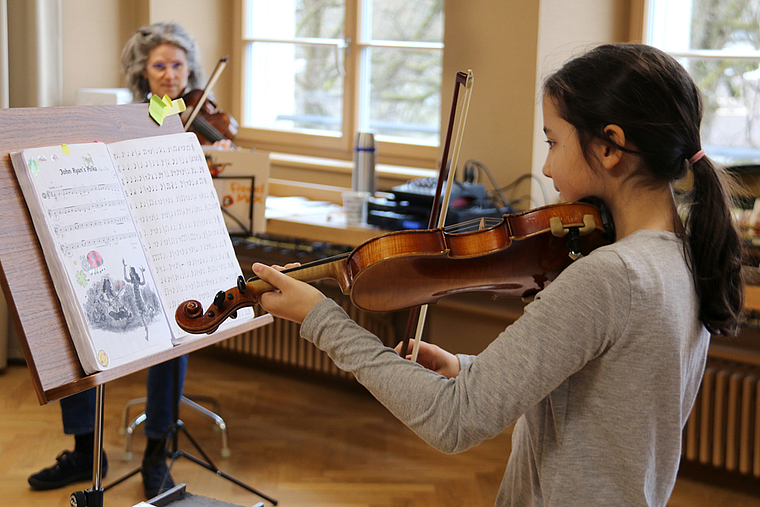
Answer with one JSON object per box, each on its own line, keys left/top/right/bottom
{"left": 300, "top": 229, "right": 710, "bottom": 506}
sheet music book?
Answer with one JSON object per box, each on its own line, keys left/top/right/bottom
{"left": 11, "top": 132, "right": 256, "bottom": 374}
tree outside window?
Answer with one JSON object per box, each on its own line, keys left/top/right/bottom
{"left": 648, "top": 0, "right": 760, "bottom": 166}
{"left": 242, "top": 0, "right": 444, "bottom": 157}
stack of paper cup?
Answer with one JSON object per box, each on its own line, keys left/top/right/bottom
{"left": 342, "top": 191, "right": 369, "bottom": 226}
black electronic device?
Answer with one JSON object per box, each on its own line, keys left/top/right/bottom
{"left": 368, "top": 177, "right": 512, "bottom": 231}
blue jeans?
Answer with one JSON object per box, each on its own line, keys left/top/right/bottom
{"left": 60, "top": 355, "right": 188, "bottom": 440}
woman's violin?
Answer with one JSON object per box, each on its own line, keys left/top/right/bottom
{"left": 181, "top": 57, "right": 238, "bottom": 148}
{"left": 183, "top": 88, "right": 238, "bottom": 146}
{"left": 175, "top": 201, "right": 614, "bottom": 334}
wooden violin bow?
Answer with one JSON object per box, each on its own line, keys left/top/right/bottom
{"left": 400, "top": 69, "right": 474, "bottom": 363}
{"left": 180, "top": 56, "right": 231, "bottom": 137}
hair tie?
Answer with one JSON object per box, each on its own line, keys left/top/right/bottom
{"left": 688, "top": 149, "right": 706, "bottom": 165}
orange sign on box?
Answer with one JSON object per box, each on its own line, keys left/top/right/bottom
{"left": 203, "top": 147, "right": 270, "bottom": 236}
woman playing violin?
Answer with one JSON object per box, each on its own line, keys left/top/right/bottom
{"left": 27, "top": 22, "right": 216, "bottom": 500}
{"left": 252, "top": 44, "right": 743, "bottom": 506}
{"left": 121, "top": 21, "right": 234, "bottom": 150}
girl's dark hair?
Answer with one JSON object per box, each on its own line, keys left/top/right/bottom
{"left": 543, "top": 43, "right": 743, "bottom": 336}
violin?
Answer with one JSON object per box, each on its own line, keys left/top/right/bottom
{"left": 182, "top": 88, "right": 238, "bottom": 146}
{"left": 181, "top": 57, "right": 238, "bottom": 148}
{"left": 175, "top": 201, "right": 614, "bottom": 334}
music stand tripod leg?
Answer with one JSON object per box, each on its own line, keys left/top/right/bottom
{"left": 70, "top": 383, "right": 106, "bottom": 507}
{"left": 160, "top": 356, "right": 279, "bottom": 505}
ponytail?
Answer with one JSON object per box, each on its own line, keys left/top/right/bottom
{"left": 544, "top": 44, "right": 745, "bottom": 336}
{"left": 684, "top": 157, "right": 743, "bottom": 335}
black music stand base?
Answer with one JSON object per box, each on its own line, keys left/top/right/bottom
{"left": 73, "top": 358, "right": 277, "bottom": 506}
{"left": 70, "top": 383, "right": 107, "bottom": 507}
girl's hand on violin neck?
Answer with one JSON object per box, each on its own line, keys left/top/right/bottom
{"left": 252, "top": 262, "right": 325, "bottom": 324}
{"left": 395, "top": 340, "right": 461, "bottom": 379}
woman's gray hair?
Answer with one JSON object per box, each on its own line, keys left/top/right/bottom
{"left": 121, "top": 22, "right": 204, "bottom": 102}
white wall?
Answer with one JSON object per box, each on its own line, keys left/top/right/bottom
{"left": 442, "top": 0, "right": 540, "bottom": 207}
{"left": 61, "top": 1, "right": 124, "bottom": 106}
{"left": 530, "top": 0, "right": 631, "bottom": 205}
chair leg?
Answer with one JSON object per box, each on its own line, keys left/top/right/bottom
{"left": 124, "top": 412, "right": 146, "bottom": 461}
{"left": 119, "top": 395, "right": 230, "bottom": 460}
{"left": 119, "top": 397, "right": 147, "bottom": 436}
{"left": 180, "top": 396, "right": 231, "bottom": 458}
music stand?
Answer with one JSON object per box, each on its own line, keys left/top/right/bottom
{"left": 0, "top": 104, "right": 275, "bottom": 506}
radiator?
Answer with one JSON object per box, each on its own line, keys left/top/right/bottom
{"left": 683, "top": 357, "right": 760, "bottom": 477}
{"left": 213, "top": 296, "right": 397, "bottom": 380}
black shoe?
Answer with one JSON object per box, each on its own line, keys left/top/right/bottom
{"left": 142, "top": 458, "right": 174, "bottom": 499}
{"left": 28, "top": 450, "right": 108, "bottom": 491}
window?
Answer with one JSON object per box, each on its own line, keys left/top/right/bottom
{"left": 645, "top": 0, "right": 760, "bottom": 166}
{"left": 239, "top": 0, "right": 444, "bottom": 164}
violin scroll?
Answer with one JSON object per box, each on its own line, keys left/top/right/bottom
{"left": 176, "top": 276, "right": 261, "bottom": 334}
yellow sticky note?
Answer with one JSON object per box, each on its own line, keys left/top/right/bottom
{"left": 149, "top": 94, "right": 186, "bottom": 126}
{"left": 62, "top": 144, "right": 70, "bottom": 155}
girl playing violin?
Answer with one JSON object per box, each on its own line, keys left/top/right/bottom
{"left": 252, "top": 44, "right": 743, "bottom": 506}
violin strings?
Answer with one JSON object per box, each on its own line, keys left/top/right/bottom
{"left": 193, "top": 114, "right": 225, "bottom": 143}
{"left": 443, "top": 217, "right": 501, "bottom": 234}
{"left": 246, "top": 251, "right": 350, "bottom": 283}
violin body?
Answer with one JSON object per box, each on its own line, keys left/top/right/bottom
{"left": 176, "top": 201, "right": 613, "bottom": 334}
{"left": 182, "top": 89, "right": 239, "bottom": 145}
{"left": 347, "top": 201, "right": 609, "bottom": 310}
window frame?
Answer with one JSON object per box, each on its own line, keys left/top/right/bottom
{"left": 230, "top": 0, "right": 443, "bottom": 168}
{"left": 638, "top": 0, "right": 760, "bottom": 166}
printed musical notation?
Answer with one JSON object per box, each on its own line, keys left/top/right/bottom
{"left": 53, "top": 215, "right": 129, "bottom": 236}
{"left": 110, "top": 133, "right": 247, "bottom": 339}
{"left": 60, "top": 231, "right": 138, "bottom": 257}
{"left": 47, "top": 199, "right": 127, "bottom": 220}
{"left": 41, "top": 182, "right": 121, "bottom": 201}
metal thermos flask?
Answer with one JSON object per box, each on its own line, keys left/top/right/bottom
{"left": 352, "top": 132, "right": 376, "bottom": 195}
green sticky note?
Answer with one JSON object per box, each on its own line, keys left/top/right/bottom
{"left": 149, "top": 94, "right": 172, "bottom": 125}
{"left": 149, "top": 94, "right": 186, "bottom": 126}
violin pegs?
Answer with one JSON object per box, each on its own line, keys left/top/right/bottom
{"left": 213, "top": 290, "right": 226, "bottom": 310}
{"left": 237, "top": 275, "right": 246, "bottom": 294}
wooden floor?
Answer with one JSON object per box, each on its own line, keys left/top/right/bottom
{"left": 1, "top": 351, "right": 760, "bottom": 507}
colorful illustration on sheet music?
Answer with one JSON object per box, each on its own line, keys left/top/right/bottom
{"left": 82, "top": 250, "right": 106, "bottom": 276}
{"left": 83, "top": 259, "right": 160, "bottom": 341}
{"left": 28, "top": 158, "right": 41, "bottom": 175}
{"left": 75, "top": 270, "right": 89, "bottom": 287}
{"left": 97, "top": 349, "right": 109, "bottom": 367}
